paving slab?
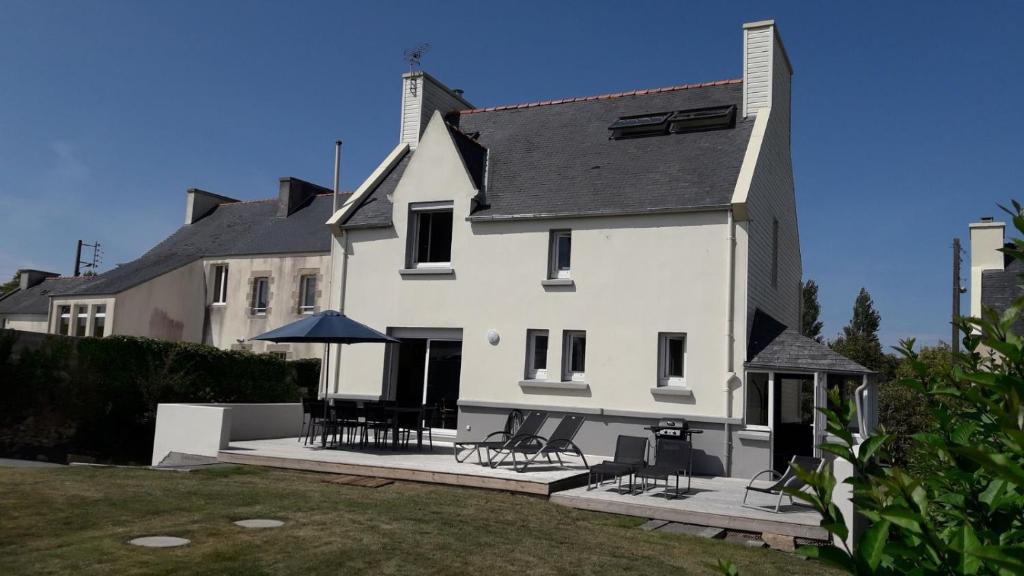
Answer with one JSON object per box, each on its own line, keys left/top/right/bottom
{"left": 659, "top": 523, "right": 726, "bottom": 539}
{"left": 234, "top": 519, "right": 284, "bottom": 529}
{"left": 640, "top": 519, "right": 670, "bottom": 531}
{"left": 0, "top": 458, "right": 63, "bottom": 468}
{"left": 128, "top": 536, "right": 190, "bottom": 548}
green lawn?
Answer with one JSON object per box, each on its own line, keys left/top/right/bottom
{"left": 0, "top": 465, "right": 837, "bottom": 575}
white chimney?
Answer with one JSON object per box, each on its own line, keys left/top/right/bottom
{"left": 400, "top": 71, "right": 473, "bottom": 149}
{"left": 742, "top": 20, "right": 792, "bottom": 119}
{"left": 969, "top": 218, "right": 1006, "bottom": 318}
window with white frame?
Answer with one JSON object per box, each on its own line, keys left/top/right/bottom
{"left": 657, "top": 333, "right": 686, "bottom": 386}
{"left": 57, "top": 305, "right": 71, "bottom": 335}
{"left": 251, "top": 277, "right": 269, "bottom": 315}
{"left": 525, "top": 329, "right": 549, "bottom": 380}
{"left": 299, "top": 274, "right": 317, "bottom": 314}
{"left": 562, "top": 330, "right": 586, "bottom": 382}
{"left": 771, "top": 218, "right": 779, "bottom": 288}
{"left": 75, "top": 305, "right": 88, "bottom": 336}
{"left": 408, "top": 202, "right": 454, "bottom": 268}
{"left": 212, "top": 264, "right": 228, "bottom": 304}
{"left": 745, "top": 372, "right": 770, "bottom": 428}
{"left": 548, "top": 230, "right": 572, "bottom": 279}
{"left": 92, "top": 305, "right": 106, "bottom": 338}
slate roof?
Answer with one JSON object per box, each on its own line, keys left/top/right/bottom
{"left": 341, "top": 80, "right": 753, "bottom": 227}
{"left": 0, "top": 277, "right": 84, "bottom": 315}
{"left": 981, "top": 255, "right": 1024, "bottom": 332}
{"left": 746, "top": 310, "right": 872, "bottom": 374}
{"left": 59, "top": 194, "right": 342, "bottom": 297}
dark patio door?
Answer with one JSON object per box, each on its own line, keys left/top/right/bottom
{"left": 773, "top": 373, "right": 815, "bottom": 472}
{"left": 394, "top": 339, "right": 428, "bottom": 408}
{"left": 424, "top": 340, "right": 462, "bottom": 429}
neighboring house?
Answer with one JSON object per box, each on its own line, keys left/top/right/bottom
{"left": 46, "top": 177, "right": 342, "bottom": 359}
{"left": 327, "top": 20, "right": 872, "bottom": 477}
{"left": 969, "top": 216, "right": 1022, "bottom": 330}
{"left": 0, "top": 270, "right": 81, "bottom": 332}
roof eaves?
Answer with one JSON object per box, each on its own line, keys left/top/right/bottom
{"left": 466, "top": 204, "right": 731, "bottom": 222}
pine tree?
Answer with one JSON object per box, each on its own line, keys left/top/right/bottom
{"left": 800, "top": 280, "right": 824, "bottom": 343}
{"left": 830, "top": 287, "right": 886, "bottom": 371}
{"left": 0, "top": 273, "right": 18, "bottom": 297}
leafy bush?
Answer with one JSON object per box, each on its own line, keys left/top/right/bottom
{"left": 0, "top": 331, "right": 312, "bottom": 464}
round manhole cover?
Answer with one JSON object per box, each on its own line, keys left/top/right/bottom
{"left": 128, "top": 536, "right": 190, "bottom": 548}
{"left": 234, "top": 519, "right": 284, "bottom": 529}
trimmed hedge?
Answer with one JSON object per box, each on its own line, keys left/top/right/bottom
{"left": 0, "top": 329, "right": 317, "bottom": 464}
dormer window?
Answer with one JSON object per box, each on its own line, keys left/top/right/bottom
{"left": 408, "top": 202, "right": 453, "bottom": 268}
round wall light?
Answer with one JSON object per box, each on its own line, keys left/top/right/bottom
{"left": 486, "top": 329, "right": 500, "bottom": 345}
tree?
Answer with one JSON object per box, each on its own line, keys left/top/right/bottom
{"left": 0, "top": 273, "right": 18, "bottom": 297}
{"left": 801, "top": 280, "right": 824, "bottom": 342}
{"left": 831, "top": 288, "right": 887, "bottom": 372}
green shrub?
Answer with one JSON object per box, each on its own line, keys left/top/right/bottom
{"left": 0, "top": 331, "right": 310, "bottom": 464}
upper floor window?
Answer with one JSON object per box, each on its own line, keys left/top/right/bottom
{"left": 212, "top": 264, "right": 228, "bottom": 304}
{"left": 657, "top": 333, "right": 686, "bottom": 387}
{"left": 408, "top": 202, "right": 453, "bottom": 268}
{"left": 548, "top": 230, "right": 572, "bottom": 279}
{"left": 92, "top": 305, "right": 106, "bottom": 338}
{"left": 771, "top": 218, "right": 779, "bottom": 288}
{"left": 251, "top": 277, "right": 269, "bottom": 315}
{"left": 299, "top": 275, "right": 317, "bottom": 314}
{"left": 562, "top": 330, "right": 586, "bottom": 382}
{"left": 76, "top": 305, "right": 88, "bottom": 336}
{"left": 57, "top": 305, "right": 71, "bottom": 335}
{"left": 525, "top": 329, "right": 549, "bottom": 380}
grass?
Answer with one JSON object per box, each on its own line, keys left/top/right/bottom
{"left": 0, "top": 465, "right": 838, "bottom": 575}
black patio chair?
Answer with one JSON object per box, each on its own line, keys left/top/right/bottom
{"left": 635, "top": 440, "right": 691, "bottom": 499}
{"left": 587, "top": 435, "right": 648, "bottom": 494}
{"left": 300, "top": 399, "right": 325, "bottom": 445}
{"left": 509, "top": 415, "right": 589, "bottom": 473}
{"left": 328, "top": 400, "right": 362, "bottom": 447}
{"left": 363, "top": 403, "right": 394, "bottom": 448}
{"left": 397, "top": 407, "right": 433, "bottom": 450}
{"left": 742, "top": 455, "right": 825, "bottom": 513}
{"left": 453, "top": 409, "right": 524, "bottom": 463}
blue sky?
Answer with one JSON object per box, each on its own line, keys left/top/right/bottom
{"left": 2, "top": 1, "right": 1022, "bottom": 347}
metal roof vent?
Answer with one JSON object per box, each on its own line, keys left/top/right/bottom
{"left": 608, "top": 112, "right": 672, "bottom": 139}
{"left": 668, "top": 105, "right": 736, "bottom": 134}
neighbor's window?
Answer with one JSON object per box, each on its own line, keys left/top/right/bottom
{"left": 75, "top": 305, "right": 88, "bottom": 336}
{"left": 212, "top": 264, "right": 228, "bottom": 304}
{"left": 92, "top": 305, "right": 106, "bottom": 338}
{"left": 771, "top": 218, "right": 779, "bottom": 288}
{"left": 525, "top": 329, "right": 549, "bottom": 380}
{"left": 57, "top": 305, "right": 71, "bottom": 335}
{"left": 562, "top": 330, "right": 586, "bottom": 382}
{"left": 408, "top": 202, "right": 454, "bottom": 267}
{"left": 548, "top": 230, "right": 572, "bottom": 279}
{"left": 251, "top": 277, "right": 269, "bottom": 315}
{"left": 745, "top": 372, "right": 770, "bottom": 428}
{"left": 299, "top": 275, "right": 317, "bottom": 314}
{"left": 268, "top": 351, "right": 288, "bottom": 361}
{"left": 658, "top": 333, "right": 686, "bottom": 386}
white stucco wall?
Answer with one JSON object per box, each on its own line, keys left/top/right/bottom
{"left": 333, "top": 113, "right": 745, "bottom": 421}
{"left": 112, "top": 262, "right": 206, "bottom": 342}
{"left": 1, "top": 314, "right": 48, "bottom": 333}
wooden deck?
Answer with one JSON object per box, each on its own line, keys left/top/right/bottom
{"left": 550, "top": 477, "right": 827, "bottom": 539}
{"left": 218, "top": 437, "right": 589, "bottom": 496}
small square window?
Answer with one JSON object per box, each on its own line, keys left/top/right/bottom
{"left": 745, "top": 372, "right": 770, "bottom": 428}
{"left": 408, "top": 202, "right": 454, "bottom": 268}
{"left": 212, "top": 264, "right": 228, "bottom": 304}
{"left": 251, "top": 277, "right": 269, "bottom": 315}
{"left": 525, "top": 330, "right": 549, "bottom": 380}
{"left": 562, "top": 330, "right": 586, "bottom": 382}
{"left": 657, "top": 333, "right": 686, "bottom": 386}
{"left": 548, "top": 230, "right": 572, "bottom": 279}
{"left": 299, "top": 275, "right": 317, "bottom": 314}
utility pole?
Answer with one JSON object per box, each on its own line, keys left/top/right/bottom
{"left": 73, "top": 240, "right": 83, "bottom": 277}
{"left": 74, "top": 240, "right": 102, "bottom": 277}
{"left": 952, "top": 237, "right": 962, "bottom": 358}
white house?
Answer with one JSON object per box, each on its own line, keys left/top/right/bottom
{"left": 325, "top": 20, "right": 871, "bottom": 477}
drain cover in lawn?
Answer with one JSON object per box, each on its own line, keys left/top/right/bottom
{"left": 234, "top": 519, "right": 285, "bottom": 529}
{"left": 128, "top": 536, "right": 190, "bottom": 548}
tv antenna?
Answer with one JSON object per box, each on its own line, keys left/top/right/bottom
{"left": 403, "top": 43, "right": 431, "bottom": 72}
{"left": 74, "top": 240, "right": 103, "bottom": 276}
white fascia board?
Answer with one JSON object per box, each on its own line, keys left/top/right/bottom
{"left": 730, "top": 107, "right": 770, "bottom": 221}
{"left": 326, "top": 143, "right": 410, "bottom": 227}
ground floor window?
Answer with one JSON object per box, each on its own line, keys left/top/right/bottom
{"left": 525, "top": 329, "right": 548, "bottom": 379}
{"left": 92, "top": 305, "right": 106, "bottom": 338}
{"left": 57, "top": 305, "right": 71, "bottom": 335}
{"left": 657, "top": 333, "right": 686, "bottom": 386}
{"left": 745, "top": 372, "right": 769, "bottom": 427}
{"left": 562, "top": 330, "right": 586, "bottom": 381}
{"left": 75, "top": 306, "right": 88, "bottom": 336}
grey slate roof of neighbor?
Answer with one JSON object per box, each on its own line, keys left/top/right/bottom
{"left": 60, "top": 194, "right": 342, "bottom": 297}
{"left": 341, "top": 80, "right": 753, "bottom": 228}
{"left": 747, "top": 309, "right": 872, "bottom": 374}
{"left": 0, "top": 277, "right": 84, "bottom": 315}
{"left": 981, "top": 256, "right": 1024, "bottom": 332}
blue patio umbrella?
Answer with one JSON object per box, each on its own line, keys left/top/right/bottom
{"left": 252, "top": 310, "right": 399, "bottom": 446}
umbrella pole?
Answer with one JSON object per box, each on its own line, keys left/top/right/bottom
{"left": 322, "top": 342, "right": 330, "bottom": 448}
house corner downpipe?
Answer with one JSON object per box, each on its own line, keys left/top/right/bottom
{"left": 724, "top": 209, "right": 737, "bottom": 476}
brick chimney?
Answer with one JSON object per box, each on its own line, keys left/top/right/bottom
{"left": 278, "top": 177, "right": 331, "bottom": 217}
{"left": 185, "top": 188, "right": 238, "bottom": 225}
{"left": 18, "top": 269, "right": 58, "bottom": 291}
{"left": 400, "top": 71, "right": 473, "bottom": 149}
{"left": 742, "top": 20, "right": 792, "bottom": 119}
{"left": 969, "top": 217, "right": 1006, "bottom": 318}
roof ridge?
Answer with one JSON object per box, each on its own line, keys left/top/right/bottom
{"left": 459, "top": 78, "right": 742, "bottom": 115}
